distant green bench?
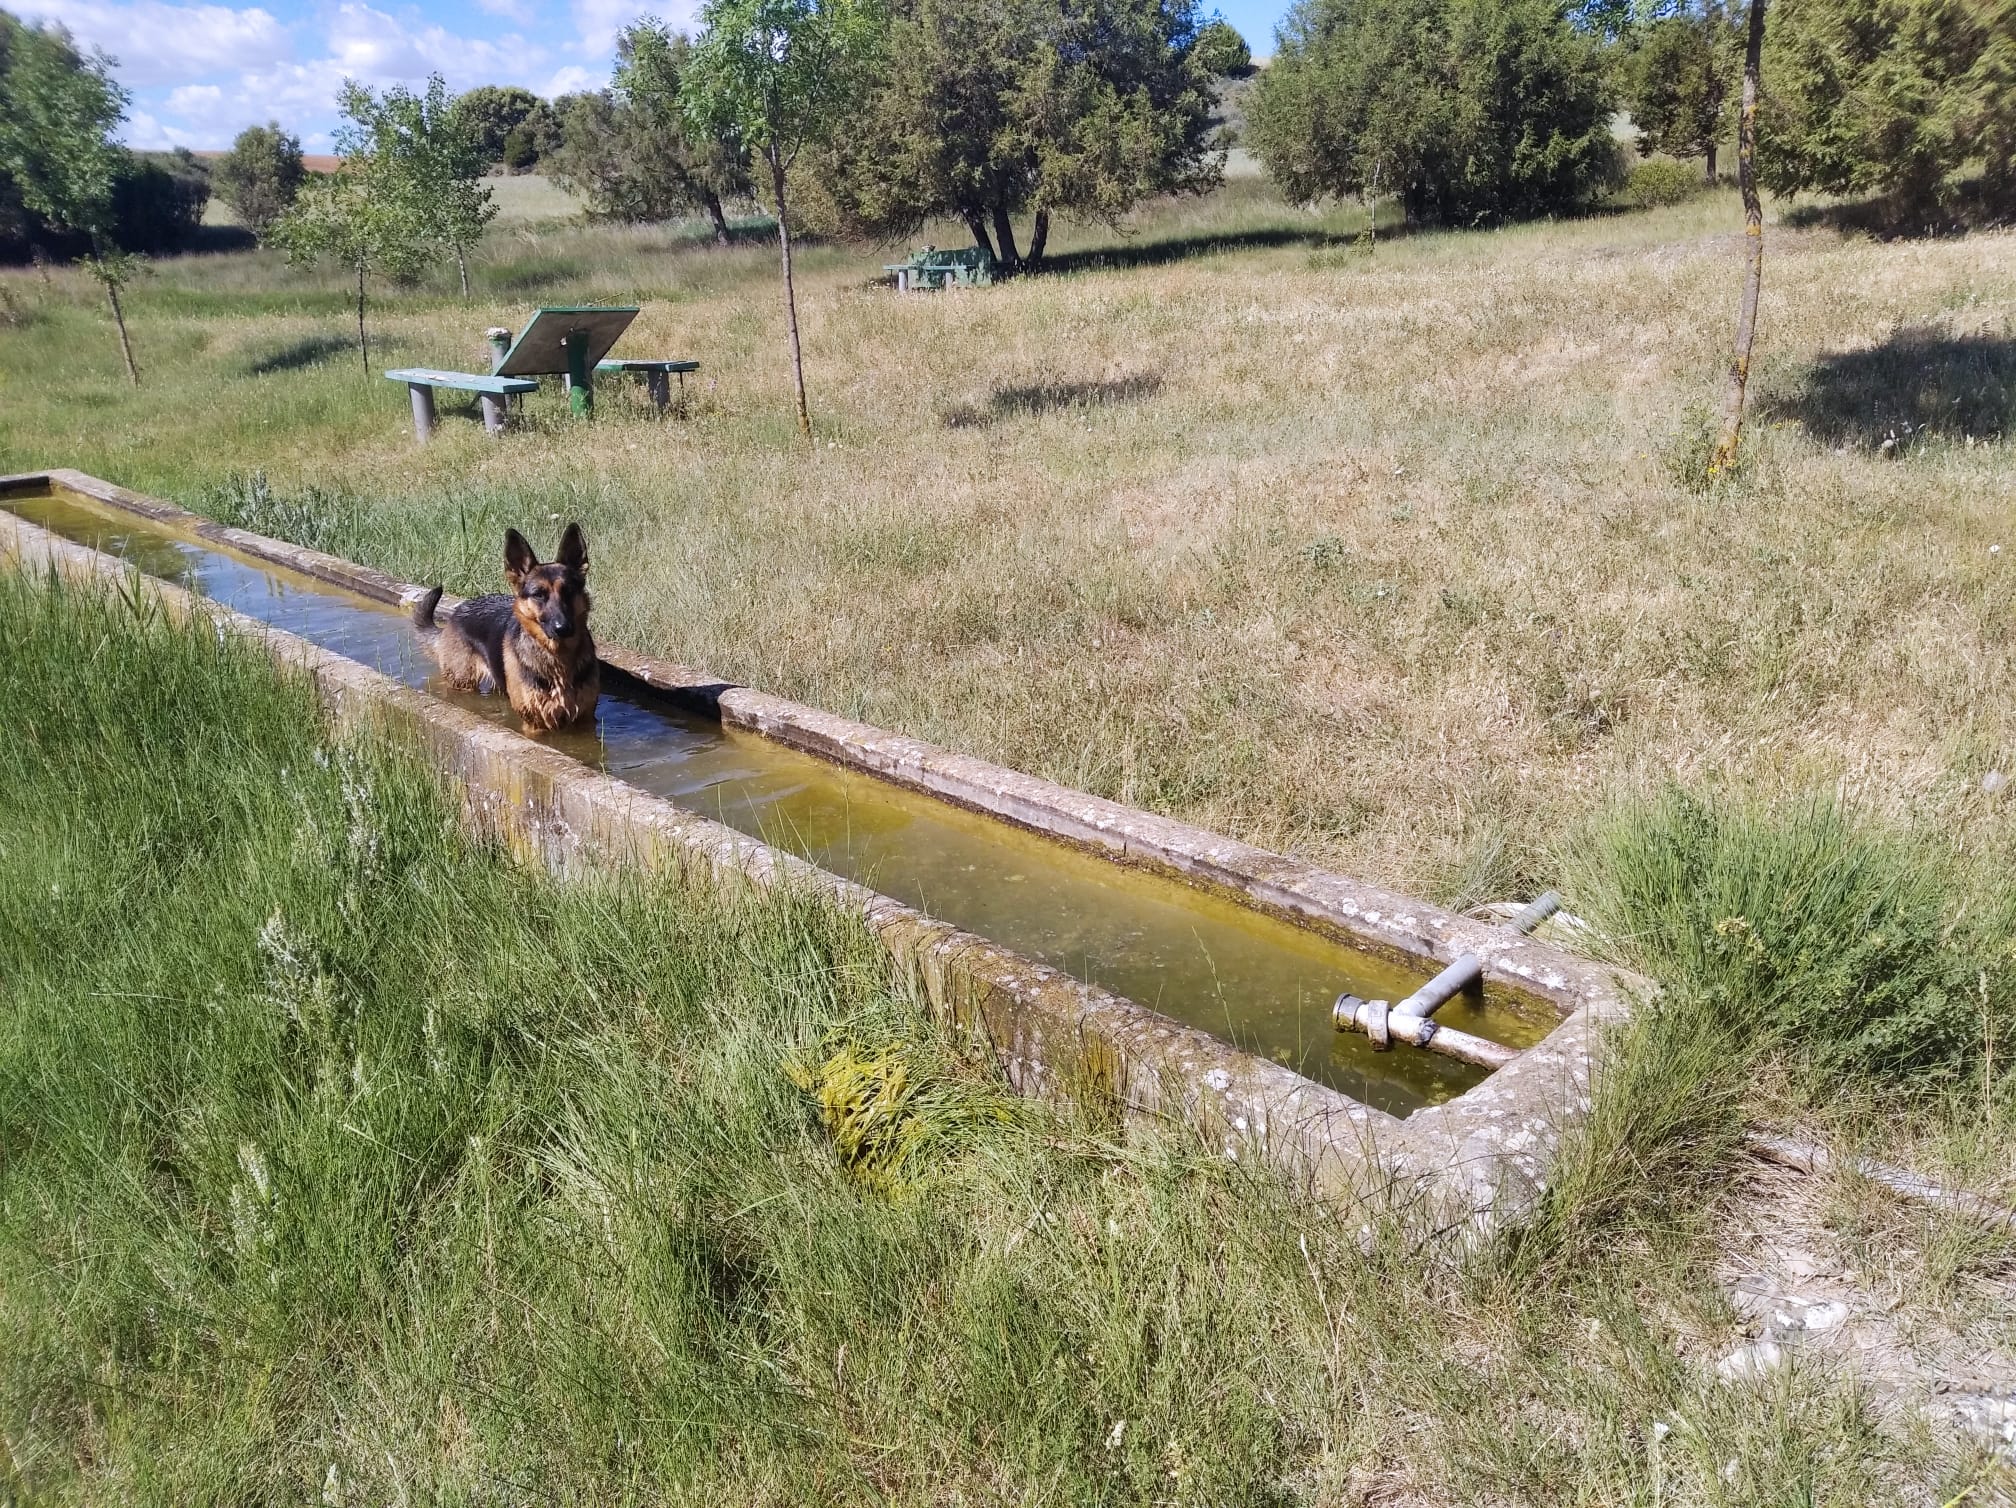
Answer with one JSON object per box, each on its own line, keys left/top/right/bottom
{"left": 595, "top": 357, "right": 701, "bottom": 415}
{"left": 385, "top": 367, "right": 540, "bottom": 442}
{"left": 883, "top": 245, "right": 996, "bottom": 292}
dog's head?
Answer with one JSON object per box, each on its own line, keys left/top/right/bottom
{"left": 504, "top": 523, "right": 592, "bottom": 650}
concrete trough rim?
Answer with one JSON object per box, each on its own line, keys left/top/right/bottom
{"left": 1, "top": 468, "right": 1647, "bottom": 1220}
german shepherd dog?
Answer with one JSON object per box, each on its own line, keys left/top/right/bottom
{"left": 411, "top": 523, "right": 599, "bottom": 732}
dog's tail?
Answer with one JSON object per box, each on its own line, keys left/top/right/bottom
{"left": 410, "top": 585, "right": 444, "bottom": 631}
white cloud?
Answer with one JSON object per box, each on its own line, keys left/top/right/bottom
{"left": 567, "top": 0, "right": 699, "bottom": 56}
{"left": 541, "top": 62, "right": 601, "bottom": 96}
{"left": 10, "top": 0, "right": 292, "bottom": 88}
{"left": 120, "top": 107, "right": 182, "bottom": 148}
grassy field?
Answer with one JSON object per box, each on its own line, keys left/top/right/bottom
{"left": 3, "top": 180, "right": 2013, "bottom": 911}
{"left": 3, "top": 176, "right": 2016, "bottom": 1495}
{"left": 0, "top": 571, "right": 2002, "bottom": 1504}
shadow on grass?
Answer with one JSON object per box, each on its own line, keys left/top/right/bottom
{"left": 1035, "top": 225, "right": 1356, "bottom": 276}
{"left": 1781, "top": 183, "right": 2014, "bottom": 240}
{"left": 246, "top": 333, "right": 358, "bottom": 375}
{"left": 1762, "top": 328, "right": 2016, "bottom": 450}
{"left": 941, "top": 372, "right": 1163, "bottom": 429}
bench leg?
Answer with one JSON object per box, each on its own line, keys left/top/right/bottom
{"left": 408, "top": 383, "right": 436, "bottom": 444}
{"left": 480, "top": 392, "right": 508, "bottom": 435}
{"left": 676, "top": 369, "right": 688, "bottom": 419}
{"left": 645, "top": 370, "right": 671, "bottom": 415}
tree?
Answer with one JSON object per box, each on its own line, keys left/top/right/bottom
{"left": 1626, "top": 4, "right": 1741, "bottom": 179}
{"left": 1708, "top": 0, "right": 1766, "bottom": 478}
{"left": 544, "top": 19, "right": 751, "bottom": 242}
{"left": 451, "top": 84, "right": 542, "bottom": 164}
{"left": 684, "top": 0, "right": 882, "bottom": 439}
{"left": 338, "top": 77, "right": 497, "bottom": 298}
{"left": 0, "top": 19, "right": 141, "bottom": 382}
{"left": 1192, "top": 15, "right": 1252, "bottom": 74}
{"left": 214, "top": 122, "right": 305, "bottom": 237}
{"left": 804, "top": 0, "right": 1223, "bottom": 273}
{"left": 1757, "top": 0, "right": 2016, "bottom": 217}
{"left": 1248, "top": 0, "right": 1620, "bottom": 225}
{"left": 269, "top": 86, "right": 433, "bottom": 377}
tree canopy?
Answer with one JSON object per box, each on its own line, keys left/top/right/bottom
{"left": 544, "top": 19, "right": 751, "bottom": 241}
{"left": 214, "top": 122, "right": 305, "bottom": 237}
{"left": 1757, "top": 0, "right": 2016, "bottom": 216}
{"left": 803, "top": 0, "right": 1224, "bottom": 272}
{"left": 332, "top": 76, "right": 496, "bottom": 296}
{"left": 684, "top": 0, "right": 882, "bottom": 436}
{"left": 1624, "top": 3, "right": 1742, "bottom": 179}
{"left": 451, "top": 85, "right": 545, "bottom": 164}
{"left": 1247, "top": 0, "right": 1621, "bottom": 224}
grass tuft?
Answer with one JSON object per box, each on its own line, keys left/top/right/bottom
{"left": 1567, "top": 786, "right": 2012, "bottom": 1088}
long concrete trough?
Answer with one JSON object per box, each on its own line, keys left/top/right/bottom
{"left": 0, "top": 467, "right": 1639, "bottom": 1222}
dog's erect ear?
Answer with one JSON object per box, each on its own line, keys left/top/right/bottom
{"left": 504, "top": 528, "right": 538, "bottom": 587}
{"left": 556, "top": 521, "right": 588, "bottom": 575}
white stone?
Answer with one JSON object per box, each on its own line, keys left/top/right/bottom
{"left": 1803, "top": 1301, "right": 1849, "bottom": 1332}
{"left": 1717, "top": 1341, "right": 1785, "bottom": 1382}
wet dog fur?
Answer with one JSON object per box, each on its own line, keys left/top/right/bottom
{"left": 412, "top": 523, "right": 599, "bottom": 732}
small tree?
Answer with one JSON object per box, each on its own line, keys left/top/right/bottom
{"left": 214, "top": 122, "right": 305, "bottom": 237}
{"left": 1626, "top": 4, "right": 1740, "bottom": 181}
{"left": 684, "top": 0, "right": 881, "bottom": 439}
{"left": 269, "top": 88, "right": 432, "bottom": 377}
{"left": 0, "top": 20, "right": 141, "bottom": 382}
{"left": 342, "top": 77, "right": 496, "bottom": 299}
{"left": 1708, "top": 0, "right": 1767, "bottom": 479}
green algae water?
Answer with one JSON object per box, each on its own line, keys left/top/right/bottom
{"left": 4, "top": 483, "right": 1559, "bottom": 1114}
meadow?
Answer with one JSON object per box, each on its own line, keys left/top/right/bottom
{"left": 0, "top": 570, "right": 2002, "bottom": 1505}
{"left": 3, "top": 179, "right": 2013, "bottom": 906}
{"left": 3, "top": 173, "right": 2016, "bottom": 1499}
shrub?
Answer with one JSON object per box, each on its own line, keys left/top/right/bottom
{"left": 1628, "top": 157, "right": 1703, "bottom": 208}
{"left": 1568, "top": 787, "right": 2010, "bottom": 1088}
{"left": 1249, "top": 0, "right": 1620, "bottom": 225}
{"left": 213, "top": 122, "right": 305, "bottom": 238}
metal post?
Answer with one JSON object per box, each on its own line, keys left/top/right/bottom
{"left": 407, "top": 382, "right": 435, "bottom": 443}
{"left": 1508, "top": 891, "right": 1563, "bottom": 936}
{"left": 565, "top": 329, "right": 592, "bottom": 417}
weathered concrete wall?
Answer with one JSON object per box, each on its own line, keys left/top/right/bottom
{"left": 1, "top": 470, "right": 1647, "bottom": 1224}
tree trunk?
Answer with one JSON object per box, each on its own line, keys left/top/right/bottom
{"left": 355, "top": 261, "right": 370, "bottom": 379}
{"left": 990, "top": 204, "right": 1021, "bottom": 272}
{"left": 1025, "top": 208, "right": 1050, "bottom": 270}
{"left": 960, "top": 207, "right": 996, "bottom": 258}
{"left": 1705, "top": 142, "right": 1718, "bottom": 183}
{"left": 456, "top": 246, "right": 471, "bottom": 300}
{"left": 703, "top": 189, "right": 731, "bottom": 246}
{"left": 104, "top": 277, "right": 139, "bottom": 386}
{"left": 770, "top": 148, "right": 811, "bottom": 442}
{"left": 1708, "top": 0, "right": 1766, "bottom": 481}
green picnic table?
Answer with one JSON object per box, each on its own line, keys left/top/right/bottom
{"left": 382, "top": 308, "right": 703, "bottom": 444}
{"left": 883, "top": 245, "right": 996, "bottom": 292}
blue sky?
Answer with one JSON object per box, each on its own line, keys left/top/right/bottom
{"left": 14, "top": 0, "right": 1289, "bottom": 152}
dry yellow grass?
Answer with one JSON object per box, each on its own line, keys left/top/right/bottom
{"left": 4, "top": 183, "right": 2014, "bottom": 907}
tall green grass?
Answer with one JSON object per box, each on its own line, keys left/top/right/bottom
{"left": 0, "top": 574, "right": 1969, "bottom": 1504}
{"left": 1567, "top": 787, "right": 2013, "bottom": 1088}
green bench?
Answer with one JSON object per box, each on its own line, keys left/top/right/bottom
{"left": 595, "top": 357, "right": 701, "bottom": 415}
{"left": 384, "top": 367, "right": 540, "bottom": 442}
{"left": 883, "top": 245, "right": 996, "bottom": 292}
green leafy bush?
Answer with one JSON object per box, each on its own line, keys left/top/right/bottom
{"left": 1570, "top": 787, "right": 2009, "bottom": 1087}
{"left": 1628, "top": 157, "right": 1703, "bottom": 208}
